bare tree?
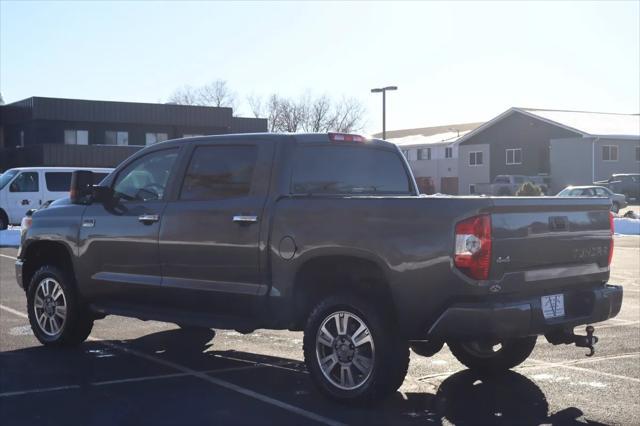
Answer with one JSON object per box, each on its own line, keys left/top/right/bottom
{"left": 198, "top": 80, "right": 237, "bottom": 109}
{"left": 260, "top": 93, "right": 365, "bottom": 133}
{"left": 169, "top": 84, "right": 367, "bottom": 133}
{"left": 168, "top": 80, "right": 236, "bottom": 109}
{"left": 246, "top": 94, "right": 263, "bottom": 118}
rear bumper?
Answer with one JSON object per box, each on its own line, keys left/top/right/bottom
{"left": 426, "top": 284, "right": 623, "bottom": 340}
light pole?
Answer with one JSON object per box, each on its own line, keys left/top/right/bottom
{"left": 371, "top": 86, "right": 397, "bottom": 139}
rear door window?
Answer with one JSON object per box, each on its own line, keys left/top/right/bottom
{"left": 292, "top": 146, "right": 412, "bottom": 195}
{"left": 45, "top": 172, "right": 72, "bottom": 192}
{"left": 180, "top": 145, "right": 257, "bottom": 200}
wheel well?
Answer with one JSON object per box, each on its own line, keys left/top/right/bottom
{"left": 0, "top": 208, "right": 8, "bottom": 225}
{"left": 292, "top": 256, "right": 394, "bottom": 330}
{"left": 22, "top": 241, "right": 75, "bottom": 291}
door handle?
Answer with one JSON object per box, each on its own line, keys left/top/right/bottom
{"left": 233, "top": 215, "right": 258, "bottom": 224}
{"left": 138, "top": 214, "right": 160, "bottom": 224}
{"left": 21, "top": 199, "right": 30, "bottom": 206}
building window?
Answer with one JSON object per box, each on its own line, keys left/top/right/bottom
{"left": 469, "top": 184, "right": 476, "bottom": 194}
{"left": 445, "top": 147, "right": 453, "bottom": 158}
{"left": 105, "top": 131, "right": 129, "bottom": 146}
{"left": 506, "top": 148, "right": 522, "bottom": 165}
{"left": 64, "top": 130, "right": 89, "bottom": 145}
{"left": 635, "top": 146, "right": 640, "bottom": 162}
{"left": 401, "top": 149, "right": 410, "bottom": 160}
{"left": 145, "top": 132, "right": 169, "bottom": 146}
{"left": 469, "top": 151, "right": 483, "bottom": 166}
{"left": 417, "top": 148, "right": 431, "bottom": 160}
{"left": 602, "top": 145, "right": 618, "bottom": 161}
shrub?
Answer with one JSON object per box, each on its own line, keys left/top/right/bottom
{"left": 516, "top": 182, "right": 543, "bottom": 196}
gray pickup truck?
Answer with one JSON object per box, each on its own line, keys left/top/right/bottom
{"left": 16, "top": 133, "right": 622, "bottom": 403}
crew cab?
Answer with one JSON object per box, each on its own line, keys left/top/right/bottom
{"left": 16, "top": 133, "right": 622, "bottom": 403}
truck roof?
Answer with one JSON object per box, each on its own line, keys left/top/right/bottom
{"left": 157, "top": 132, "right": 396, "bottom": 149}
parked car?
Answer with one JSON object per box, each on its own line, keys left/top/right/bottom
{"left": 0, "top": 167, "right": 112, "bottom": 229}
{"left": 557, "top": 185, "right": 627, "bottom": 213}
{"left": 16, "top": 133, "right": 621, "bottom": 403}
{"left": 594, "top": 174, "right": 640, "bottom": 201}
{"left": 475, "top": 175, "right": 549, "bottom": 196}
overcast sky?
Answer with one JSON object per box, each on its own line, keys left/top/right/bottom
{"left": 1, "top": 1, "right": 639, "bottom": 134}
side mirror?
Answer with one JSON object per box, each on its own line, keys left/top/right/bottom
{"left": 70, "top": 170, "right": 96, "bottom": 204}
{"left": 92, "top": 185, "right": 114, "bottom": 204}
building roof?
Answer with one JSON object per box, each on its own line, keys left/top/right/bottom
{"left": 388, "top": 129, "right": 473, "bottom": 147}
{"left": 372, "top": 122, "right": 483, "bottom": 140}
{"left": 1, "top": 96, "right": 268, "bottom": 132}
{"left": 520, "top": 108, "right": 640, "bottom": 138}
{"left": 457, "top": 107, "right": 640, "bottom": 145}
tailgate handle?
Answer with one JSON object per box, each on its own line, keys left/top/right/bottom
{"left": 549, "top": 216, "right": 569, "bottom": 231}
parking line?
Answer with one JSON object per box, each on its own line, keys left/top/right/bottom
{"left": 527, "top": 357, "right": 640, "bottom": 383}
{"left": 0, "top": 304, "right": 345, "bottom": 426}
{"left": 0, "top": 253, "right": 17, "bottom": 260}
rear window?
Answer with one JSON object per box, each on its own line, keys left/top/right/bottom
{"left": 291, "top": 146, "right": 413, "bottom": 195}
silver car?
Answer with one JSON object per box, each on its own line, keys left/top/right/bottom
{"left": 557, "top": 185, "right": 627, "bottom": 213}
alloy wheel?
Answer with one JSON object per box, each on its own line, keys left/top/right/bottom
{"left": 33, "top": 278, "right": 67, "bottom": 337}
{"left": 315, "top": 311, "right": 375, "bottom": 391}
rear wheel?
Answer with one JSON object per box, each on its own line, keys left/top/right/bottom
{"left": 0, "top": 211, "right": 8, "bottom": 230}
{"left": 448, "top": 336, "right": 537, "bottom": 372}
{"left": 303, "top": 293, "right": 409, "bottom": 403}
{"left": 27, "top": 266, "right": 93, "bottom": 346}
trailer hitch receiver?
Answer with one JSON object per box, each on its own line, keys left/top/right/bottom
{"left": 545, "top": 325, "right": 599, "bottom": 357}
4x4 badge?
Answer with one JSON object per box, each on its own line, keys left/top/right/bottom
{"left": 496, "top": 256, "right": 511, "bottom": 264}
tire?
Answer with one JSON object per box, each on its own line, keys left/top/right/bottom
{"left": 448, "top": 336, "right": 537, "bottom": 373}
{"left": 0, "top": 211, "right": 8, "bottom": 230}
{"left": 27, "top": 265, "right": 94, "bottom": 346}
{"left": 303, "top": 292, "right": 409, "bottom": 404}
{"left": 611, "top": 202, "right": 620, "bottom": 213}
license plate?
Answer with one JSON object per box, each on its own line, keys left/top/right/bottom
{"left": 541, "top": 294, "right": 565, "bottom": 319}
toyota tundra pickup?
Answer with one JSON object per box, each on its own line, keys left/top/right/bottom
{"left": 15, "top": 133, "right": 622, "bottom": 403}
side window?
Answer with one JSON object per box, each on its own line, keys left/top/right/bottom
{"left": 113, "top": 150, "right": 178, "bottom": 202}
{"left": 593, "top": 188, "right": 607, "bottom": 196}
{"left": 180, "top": 145, "right": 257, "bottom": 201}
{"left": 45, "top": 172, "right": 72, "bottom": 192}
{"left": 9, "top": 172, "right": 39, "bottom": 192}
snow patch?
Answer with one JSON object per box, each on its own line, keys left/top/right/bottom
{"left": 0, "top": 228, "right": 20, "bottom": 247}
{"left": 614, "top": 217, "right": 640, "bottom": 235}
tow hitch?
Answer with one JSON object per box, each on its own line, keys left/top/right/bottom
{"left": 545, "top": 325, "right": 599, "bottom": 357}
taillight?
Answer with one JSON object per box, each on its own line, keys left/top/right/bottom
{"left": 608, "top": 211, "right": 614, "bottom": 266}
{"left": 454, "top": 214, "right": 492, "bottom": 280}
{"left": 328, "top": 133, "right": 366, "bottom": 143}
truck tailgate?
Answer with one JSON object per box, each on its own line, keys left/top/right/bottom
{"left": 489, "top": 197, "right": 612, "bottom": 283}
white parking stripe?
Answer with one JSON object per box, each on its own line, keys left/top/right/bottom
{"left": 0, "top": 304, "right": 345, "bottom": 426}
{"left": 0, "top": 253, "right": 17, "bottom": 260}
{"left": 0, "top": 384, "right": 82, "bottom": 398}
{"left": 528, "top": 357, "right": 640, "bottom": 383}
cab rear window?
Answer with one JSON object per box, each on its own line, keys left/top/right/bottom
{"left": 291, "top": 146, "right": 413, "bottom": 195}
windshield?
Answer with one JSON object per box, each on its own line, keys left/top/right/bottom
{"left": 0, "top": 170, "right": 18, "bottom": 190}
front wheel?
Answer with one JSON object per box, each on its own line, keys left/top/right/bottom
{"left": 303, "top": 293, "right": 409, "bottom": 403}
{"left": 448, "top": 336, "right": 537, "bottom": 373}
{"left": 27, "top": 266, "right": 94, "bottom": 346}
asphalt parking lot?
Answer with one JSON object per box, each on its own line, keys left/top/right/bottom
{"left": 1, "top": 238, "right": 639, "bottom": 426}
